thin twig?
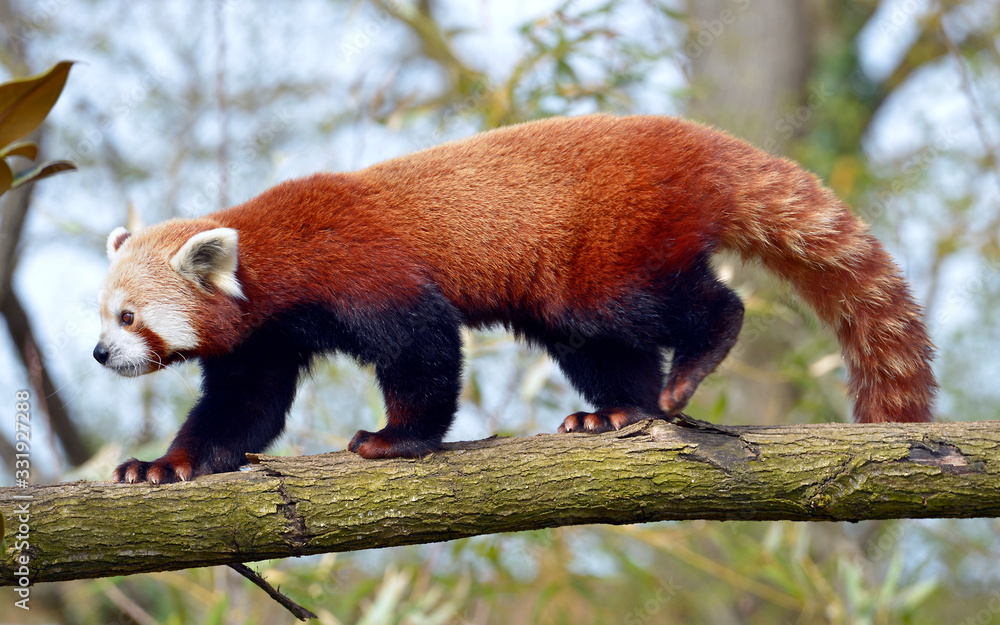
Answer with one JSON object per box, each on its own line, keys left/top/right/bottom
{"left": 228, "top": 563, "right": 318, "bottom": 621}
{"left": 937, "top": 4, "right": 1000, "bottom": 184}
{"left": 100, "top": 582, "right": 162, "bottom": 625}
{"left": 214, "top": 0, "right": 229, "bottom": 209}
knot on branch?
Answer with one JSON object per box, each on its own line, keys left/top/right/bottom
{"left": 906, "top": 441, "right": 985, "bottom": 475}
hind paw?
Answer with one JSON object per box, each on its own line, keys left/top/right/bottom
{"left": 348, "top": 428, "right": 440, "bottom": 459}
{"left": 557, "top": 407, "right": 660, "bottom": 434}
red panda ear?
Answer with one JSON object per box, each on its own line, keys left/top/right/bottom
{"left": 106, "top": 227, "right": 132, "bottom": 260}
{"left": 169, "top": 228, "right": 246, "bottom": 300}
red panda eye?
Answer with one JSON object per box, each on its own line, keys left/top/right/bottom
{"left": 121, "top": 312, "right": 134, "bottom": 326}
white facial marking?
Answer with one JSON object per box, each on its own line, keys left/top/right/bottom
{"left": 97, "top": 222, "right": 220, "bottom": 378}
{"left": 97, "top": 288, "right": 153, "bottom": 376}
{"left": 143, "top": 303, "right": 198, "bottom": 351}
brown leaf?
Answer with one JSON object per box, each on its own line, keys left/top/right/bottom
{"left": 0, "top": 141, "right": 38, "bottom": 161}
{"left": 10, "top": 160, "right": 76, "bottom": 190}
{"left": 0, "top": 61, "right": 75, "bottom": 150}
{"left": 0, "top": 159, "right": 12, "bottom": 195}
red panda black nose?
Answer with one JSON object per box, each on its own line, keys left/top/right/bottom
{"left": 93, "top": 343, "right": 110, "bottom": 365}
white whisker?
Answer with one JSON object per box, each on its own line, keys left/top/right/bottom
{"left": 50, "top": 364, "right": 101, "bottom": 408}
{"left": 46, "top": 362, "right": 100, "bottom": 401}
{"left": 150, "top": 351, "right": 198, "bottom": 398}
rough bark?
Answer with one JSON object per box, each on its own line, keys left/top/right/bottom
{"left": 1, "top": 419, "right": 997, "bottom": 586}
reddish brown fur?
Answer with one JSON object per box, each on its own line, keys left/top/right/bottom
{"left": 134, "top": 114, "right": 934, "bottom": 424}
{"left": 718, "top": 156, "right": 936, "bottom": 421}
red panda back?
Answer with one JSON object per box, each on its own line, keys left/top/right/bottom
{"left": 357, "top": 115, "right": 735, "bottom": 322}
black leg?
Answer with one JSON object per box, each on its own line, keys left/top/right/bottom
{"left": 537, "top": 257, "right": 744, "bottom": 433}
{"left": 114, "top": 328, "right": 307, "bottom": 484}
{"left": 658, "top": 274, "right": 744, "bottom": 414}
{"left": 348, "top": 289, "right": 464, "bottom": 459}
{"left": 534, "top": 332, "right": 666, "bottom": 433}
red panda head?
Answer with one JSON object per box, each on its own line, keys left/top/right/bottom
{"left": 94, "top": 220, "right": 246, "bottom": 376}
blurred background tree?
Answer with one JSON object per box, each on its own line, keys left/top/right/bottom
{"left": 0, "top": 0, "right": 997, "bottom": 623}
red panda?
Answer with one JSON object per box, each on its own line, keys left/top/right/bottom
{"left": 95, "top": 114, "right": 936, "bottom": 484}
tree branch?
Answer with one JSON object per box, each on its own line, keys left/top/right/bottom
{"left": 1, "top": 419, "right": 997, "bottom": 586}
{"left": 0, "top": 180, "right": 92, "bottom": 468}
{"left": 1, "top": 290, "right": 91, "bottom": 466}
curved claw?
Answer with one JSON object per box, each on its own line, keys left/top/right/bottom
{"left": 348, "top": 428, "right": 440, "bottom": 459}
{"left": 113, "top": 452, "right": 194, "bottom": 484}
{"left": 557, "top": 407, "right": 664, "bottom": 434}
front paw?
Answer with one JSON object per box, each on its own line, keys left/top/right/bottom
{"left": 113, "top": 449, "right": 195, "bottom": 484}
{"left": 348, "top": 428, "right": 440, "bottom": 459}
